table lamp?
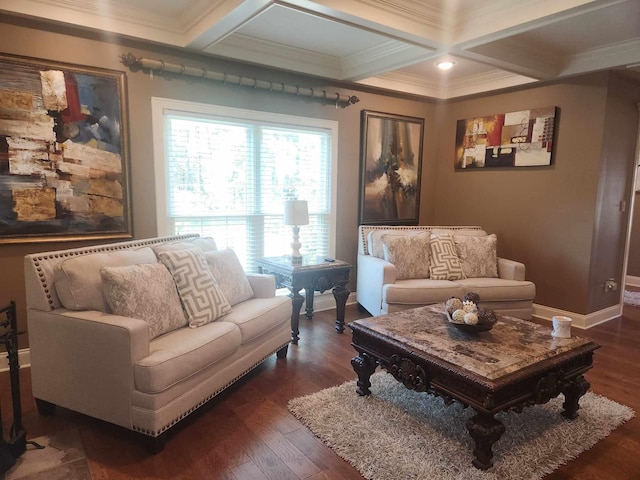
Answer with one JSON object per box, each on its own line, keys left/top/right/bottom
{"left": 284, "top": 199, "right": 309, "bottom": 264}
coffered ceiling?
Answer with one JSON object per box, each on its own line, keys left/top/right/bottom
{"left": 1, "top": 0, "right": 639, "bottom": 99}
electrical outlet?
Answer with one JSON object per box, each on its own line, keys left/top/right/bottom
{"left": 604, "top": 278, "right": 618, "bottom": 292}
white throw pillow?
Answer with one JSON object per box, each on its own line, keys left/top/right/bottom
{"left": 158, "top": 249, "right": 231, "bottom": 328}
{"left": 381, "top": 232, "right": 430, "bottom": 280}
{"left": 204, "top": 249, "right": 254, "bottom": 306}
{"left": 429, "top": 233, "right": 465, "bottom": 281}
{"left": 100, "top": 263, "right": 187, "bottom": 339}
{"left": 454, "top": 234, "right": 498, "bottom": 278}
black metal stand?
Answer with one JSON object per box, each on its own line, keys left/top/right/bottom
{"left": 0, "top": 301, "right": 44, "bottom": 475}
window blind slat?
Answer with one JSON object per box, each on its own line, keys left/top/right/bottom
{"left": 163, "top": 110, "right": 333, "bottom": 272}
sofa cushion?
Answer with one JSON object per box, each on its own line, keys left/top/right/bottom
{"left": 204, "top": 249, "right": 254, "bottom": 306}
{"left": 384, "top": 279, "right": 465, "bottom": 305}
{"left": 456, "top": 278, "right": 536, "bottom": 301}
{"left": 100, "top": 263, "right": 187, "bottom": 340}
{"left": 454, "top": 233, "right": 498, "bottom": 278}
{"left": 222, "top": 296, "right": 291, "bottom": 343}
{"left": 368, "top": 229, "right": 427, "bottom": 258}
{"left": 429, "top": 234, "right": 465, "bottom": 280}
{"left": 381, "top": 232, "right": 430, "bottom": 280}
{"left": 54, "top": 247, "right": 157, "bottom": 312}
{"left": 158, "top": 249, "right": 231, "bottom": 328}
{"left": 134, "top": 321, "right": 241, "bottom": 394}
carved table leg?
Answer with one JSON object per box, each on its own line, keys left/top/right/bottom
{"left": 289, "top": 288, "right": 304, "bottom": 344}
{"left": 305, "top": 286, "right": 315, "bottom": 319}
{"left": 561, "top": 375, "right": 590, "bottom": 419}
{"left": 351, "top": 352, "right": 377, "bottom": 396}
{"left": 333, "top": 283, "right": 350, "bottom": 333}
{"left": 466, "top": 412, "right": 505, "bottom": 470}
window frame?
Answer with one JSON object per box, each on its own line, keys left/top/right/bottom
{"left": 151, "top": 97, "right": 339, "bottom": 258}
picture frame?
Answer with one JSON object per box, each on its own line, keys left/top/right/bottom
{"left": 0, "top": 53, "right": 132, "bottom": 244}
{"left": 454, "top": 106, "right": 558, "bottom": 170}
{"left": 359, "top": 110, "right": 424, "bottom": 225}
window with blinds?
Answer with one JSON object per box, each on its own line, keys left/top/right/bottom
{"left": 152, "top": 98, "right": 338, "bottom": 273}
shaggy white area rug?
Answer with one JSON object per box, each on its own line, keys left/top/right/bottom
{"left": 623, "top": 290, "right": 640, "bottom": 307}
{"left": 289, "top": 372, "right": 634, "bottom": 480}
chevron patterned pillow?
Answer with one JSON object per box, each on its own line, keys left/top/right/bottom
{"left": 429, "top": 233, "right": 465, "bottom": 280}
{"left": 158, "top": 249, "right": 231, "bottom": 328}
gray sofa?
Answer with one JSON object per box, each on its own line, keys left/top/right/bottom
{"left": 24, "top": 234, "right": 291, "bottom": 452}
{"left": 356, "top": 225, "right": 536, "bottom": 319}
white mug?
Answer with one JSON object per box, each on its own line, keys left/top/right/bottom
{"left": 551, "top": 316, "right": 572, "bottom": 338}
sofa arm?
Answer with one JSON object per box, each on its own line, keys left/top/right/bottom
{"left": 27, "top": 308, "right": 150, "bottom": 429}
{"left": 247, "top": 273, "right": 276, "bottom": 298}
{"left": 358, "top": 254, "right": 398, "bottom": 285}
{"left": 497, "top": 257, "right": 526, "bottom": 281}
{"left": 356, "top": 254, "right": 398, "bottom": 316}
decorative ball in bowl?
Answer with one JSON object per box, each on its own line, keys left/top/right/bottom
{"left": 444, "top": 294, "right": 497, "bottom": 333}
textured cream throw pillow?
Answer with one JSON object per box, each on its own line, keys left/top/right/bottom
{"left": 204, "top": 249, "right": 254, "bottom": 306}
{"left": 158, "top": 249, "right": 231, "bottom": 328}
{"left": 100, "top": 263, "right": 187, "bottom": 339}
{"left": 429, "top": 233, "right": 465, "bottom": 280}
{"left": 453, "top": 233, "right": 498, "bottom": 278}
{"left": 381, "top": 232, "right": 431, "bottom": 280}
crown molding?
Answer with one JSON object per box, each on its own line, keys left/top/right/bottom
{"left": 359, "top": 68, "right": 536, "bottom": 99}
{"left": 341, "top": 41, "right": 434, "bottom": 80}
{"left": 562, "top": 37, "right": 640, "bottom": 76}
{"left": 205, "top": 33, "right": 341, "bottom": 78}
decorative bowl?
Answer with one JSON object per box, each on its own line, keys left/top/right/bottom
{"left": 443, "top": 311, "right": 495, "bottom": 333}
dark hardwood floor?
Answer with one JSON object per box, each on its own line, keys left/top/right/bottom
{"left": 1, "top": 303, "right": 639, "bottom": 479}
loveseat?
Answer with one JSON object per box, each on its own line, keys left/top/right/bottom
{"left": 356, "top": 225, "right": 536, "bottom": 319}
{"left": 24, "top": 234, "right": 291, "bottom": 452}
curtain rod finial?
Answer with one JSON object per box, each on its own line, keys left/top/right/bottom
{"left": 120, "top": 53, "right": 141, "bottom": 70}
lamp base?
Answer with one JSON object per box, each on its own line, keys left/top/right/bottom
{"left": 290, "top": 226, "right": 303, "bottom": 264}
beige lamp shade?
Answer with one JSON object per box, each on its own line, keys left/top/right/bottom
{"left": 284, "top": 200, "right": 309, "bottom": 226}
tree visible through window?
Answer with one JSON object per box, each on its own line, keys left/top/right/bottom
{"left": 152, "top": 99, "right": 337, "bottom": 272}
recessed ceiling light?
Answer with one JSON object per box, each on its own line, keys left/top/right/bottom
{"left": 436, "top": 61, "right": 455, "bottom": 71}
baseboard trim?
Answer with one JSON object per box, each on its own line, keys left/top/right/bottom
{"left": 310, "top": 292, "right": 358, "bottom": 312}
{"left": 4, "top": 297, "right": 617, "bottom": 370}
{"left": 626, "top": 275, "right": 640, "bottom": 288}
{"left": 3, "top": 293, "right": 357, "bottom": 374}
{"left": 0, "top": 348, "right": 31, "bottom": 372}
{"left": 533, "top": 303, "right": 621, "bottom": 329}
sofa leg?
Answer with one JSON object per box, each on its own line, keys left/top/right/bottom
{"left": 35, "top": 398, "right": 56, "bottom": 416}
{"left": 145, "top": 432, "right": 167, "bottom": 454}
{"left": 276, "top": 344, "right": 289, "bottom": 359}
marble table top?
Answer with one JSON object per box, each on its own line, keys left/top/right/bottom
{"left": 352, "top": 304, "right": 596, "bottom": 381}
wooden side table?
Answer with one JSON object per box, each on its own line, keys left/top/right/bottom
{"left": 257, "top": 256, "right": 351, "bottom": 344}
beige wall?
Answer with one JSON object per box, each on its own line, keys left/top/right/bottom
{"left": 0, "top": 19, "right": 435, "bottom": 345}
{"left": 1, "top": 18, "right": 640, "bottom": 349}
{"left": 432, "top": 73, "right": 639, "bottom": 314}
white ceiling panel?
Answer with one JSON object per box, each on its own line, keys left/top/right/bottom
{"left": 1, "top": 0, "right": 639, "bottom": 99}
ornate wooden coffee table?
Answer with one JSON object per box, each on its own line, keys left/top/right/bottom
{"left": 349, "top": 304, "right": 600, "bottom": 470}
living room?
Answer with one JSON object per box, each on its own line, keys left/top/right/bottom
{"left": 1, "top": 1, "right": 640, "bottom": 478}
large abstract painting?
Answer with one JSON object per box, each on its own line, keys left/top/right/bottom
{"left": 454, "top": 106, "right": 558, "bottom": 169}
{"left": 359, "top": 110, "right": 424, "bottom": 225}
{"left": 0, "top": 54, "right": 131, "bottom": 243}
